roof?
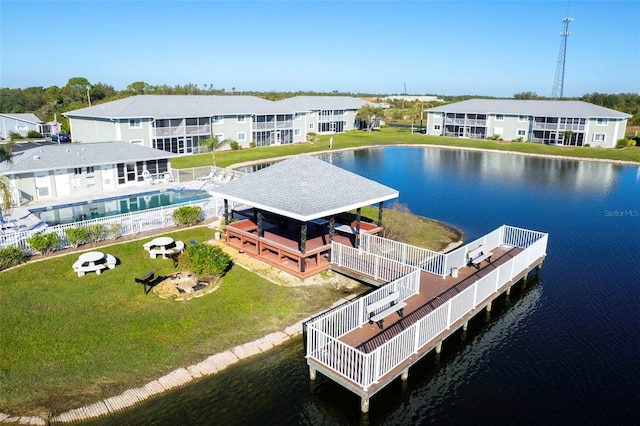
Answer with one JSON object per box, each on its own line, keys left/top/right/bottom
{"left": 426, "top": 99, "right": 631, "bottom": 119}
{"left": 211, "top": 154, "right": 399, "bottom": 222}
{"left": 275, "top": 96, "right": 373, "bottom": 112}
{"left": 0, "top": 141, "right": 177, "bottom": 174}
{"left": 0, "top": 113, "right": 44, "bottom": 124}
{"left": 63, "top": 95, "right": 290, "bottom": 120}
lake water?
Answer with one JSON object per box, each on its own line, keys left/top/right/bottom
{"left": 88, "top": 147, "right": 640, "bottom": 425}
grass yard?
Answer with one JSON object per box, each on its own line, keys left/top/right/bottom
{"left": 171, "top": 127, "right": 640, "bottom": 170}
{"left": 0, "top": 226, "right": 362, "bottom": 416}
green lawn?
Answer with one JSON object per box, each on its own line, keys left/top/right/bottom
{"left": 0, "top": 227, "right": 359, "bottom": 416}
{"left": 172, "top": 127, "right": 640, "bottom": 169}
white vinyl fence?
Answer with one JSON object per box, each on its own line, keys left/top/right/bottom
{"left": 0, "top": 198, "right": 222, "bottom": 255}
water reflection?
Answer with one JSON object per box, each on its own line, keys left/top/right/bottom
{"left": 82, "top": 147, "right": 639, "bottom": 424}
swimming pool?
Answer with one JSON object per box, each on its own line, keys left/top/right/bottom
{"left": 30, "top": 189, "right": 211, "bottom": 226}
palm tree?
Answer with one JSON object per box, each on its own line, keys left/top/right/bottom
{"left": 0, "top": 144, "right": 14, "bottom": 225}
{"left": 198, "top": 136, "right": 229, "bottom": 169}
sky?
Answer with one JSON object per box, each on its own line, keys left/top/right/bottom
{"left": 1, "top": 0, "right": 639, "bottom": 98}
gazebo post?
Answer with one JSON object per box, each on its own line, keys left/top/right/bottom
{"left": 355, "top": 208, "right": 362, "bottom": 249}
{"left": 300, "top": 222, "right": 307, "bottom": 273}
{"left": 327, "top": 217, "right": 335, "bottom": 262}
{"left": 257, "top": 211, "right": 263, "bottom": 238}
{"left": 224, "top": 199, "right": 229, "bottom": 225}
{"left": 377, "top": 201, "right": 384, "bottom": 227}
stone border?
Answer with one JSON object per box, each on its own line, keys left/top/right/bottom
{"left": 0, "top": 295, "right": 356, "bottom": 424}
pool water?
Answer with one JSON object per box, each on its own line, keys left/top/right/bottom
{"left": 30, "top": 189, "right": 210, "bottom": 226}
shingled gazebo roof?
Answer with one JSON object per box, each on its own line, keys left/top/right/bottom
{"left": 211, "top": 154, "right": 399, "bottom": 222}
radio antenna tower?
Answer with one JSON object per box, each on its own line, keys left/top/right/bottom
{"left": 551, "top": 14, "right": 573, "bottom": 98}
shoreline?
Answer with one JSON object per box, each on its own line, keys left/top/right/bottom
{"left": 1, "top": 216, "right": 460, "bottom": 423}
{"left": 228, "top": 142, "right": 640, "bottom": 170}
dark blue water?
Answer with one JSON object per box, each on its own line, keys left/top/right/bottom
{"left": 90, "top": 147, "right": 640, "bottom": 425}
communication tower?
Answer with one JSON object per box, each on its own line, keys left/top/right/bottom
{"left": 551, "top": 16, "right": 573, "bottom": 99}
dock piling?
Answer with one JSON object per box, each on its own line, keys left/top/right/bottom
{"left": 401, "top": 368, "right": 409, "bottom": 381}
{"left": 361, "top": 396, "right": 370, "bottom": 413}
{"left": 435, "top": 341, "right": 443, "bottom": 354}
{"left": 309, "top": 367, "right": 316, "bottom": 381}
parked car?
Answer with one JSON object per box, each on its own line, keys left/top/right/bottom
{"left": 51, "top": 133, "right": 71, "bottom": 143}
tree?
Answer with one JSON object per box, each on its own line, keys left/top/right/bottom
{"left": 198, "top": 136, "right": 229, "bottom": 168}
{"left": 62, "top": 77, "right": 92, "bottom": 103}
{"left": 356, "top": 105, "right": 384, "bottom": 131}
{"left": 0, "top": 143, "right": 15, "bottom": 224}
{"left": 127, "top": 81, "right": 152, "bottom": 95}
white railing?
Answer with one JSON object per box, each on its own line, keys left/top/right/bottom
{"left": 309, "top": 226, "right": 548, "bottom": 390}
{"left": 0, "top": 197, "right": 222, "bottom": 254}
{"left": 331, "top": 242, "right": 417, "bottom": 282}
{"left": 306, "top": 269, "right": 421, "bottom": 339}
{"left": 359, "top": 233, "right": 447, "bottom": 277}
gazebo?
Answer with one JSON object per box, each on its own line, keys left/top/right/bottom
{"left": 211, "top": 154, "right": 399, "bottom": 279}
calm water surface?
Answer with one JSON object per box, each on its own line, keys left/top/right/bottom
{"left": 92, "top": 147, "right": 640, "bottom": 425}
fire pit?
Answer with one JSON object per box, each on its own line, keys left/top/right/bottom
{"left": 152, "top": 272, "right": 219, "bottom": 300}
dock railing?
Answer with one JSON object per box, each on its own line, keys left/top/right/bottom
{"left": 309, "top": 225, "right": 548, "bottom": 391}
{"left": 331, "top": 241, "right": 417, "bottom": 283}
{"left": 359, "top": 232, "right": 446, "bottom": 277}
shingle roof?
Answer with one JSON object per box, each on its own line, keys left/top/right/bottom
{"left": 0, "top": 141, "right": 177, "bottom": 174}
{"left": 211, "top": 154, "right": 399, "bottom": 222}
{"left": 0, "top": 113, "right": 44, "bottom": 124}
{"left": 276, "top": 96, "right": 372, "bottom": 112}
{"left": 63, "top": 95, "right": 290, "bottom": 119}
{"left": 426, "top": 99, "right": 631, "bottom": 119}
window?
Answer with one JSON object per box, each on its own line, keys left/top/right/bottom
{"left": 433, "top": 124, "right": 441, "bottom": 131}
{"left": 237, "top": 132, "right": 246, "bottom": 141}
{"left": 212, "top": 116, "right": 223, "bottom": 124}
{"left": 495, "top": 114, "right": 504, "bottom": 121}
{"left": 129, "top": 119, "right": 141, "bottom": 128}
{"left": 309, "top": 123, "right": 314, "bottom": 130}
{"left": 517, "top": 129, "right": 526, "bottom": 136}
{"left": 237, "top": 115, "right": 245, "bottom": 123}
{"left": 518, "top": 115, "right": 528, "bottom": 122}
{"left": 294, "top": 128, "right": 301, "bottom": 136}
{"left": 593, "top": 133, "right": 606, "bottom": 142}
{"left": 596, "top": 118, "right": 608, "bottom": 126}
{"left": 214, "top": 133, "right": 224, "bottom": 140}
{"left": 74, "top": 168, "right": 82, "bottom": 176}
{"left": 130, "top": 139, "right": 143, "bottom": 146}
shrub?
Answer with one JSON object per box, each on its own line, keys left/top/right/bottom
{"left": 106, "top": 222, "right": 122, "bottom": 240}
{"left": 173, "top": 206, "right": 202, "bottom": 226}
{"left": 27, "top": 130, "right": 43, "bottom": 138}
{"left": 180, "top": 243, "right": 231, "bottom": 278}
{"left": 8, "top": 132, "right": 22, "bottom": 141}
{"left": 488, "top": 134, "right": 502, "bottom": 141}
{"left": 65, "top": 227, "right": 89, "bottom": 249}
{"left": 616, "top": 138, "right": 636, "bottom": 148}
{"left": 229, "top": 140, "right": 240, "bottom": 150}
{"left": 515, "top": 137, "right": 524, "bottom": 142}
{"left": 0, "top": 245, "right": 26, "bottom": 270}
{"left": 307, "top": 132, "right": 318, "bottom": 143}
{"left": 27, "top": 232, "right": 61, "bottom": 255}
{"left": 85, "top": 223, "right": 105, "bottom": 243}
{"left": 249, "top": 141, "right": 256, "bottom": 148}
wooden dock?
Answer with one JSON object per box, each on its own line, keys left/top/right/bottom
{"left": 305, "top": 225, "right": 548, "bottom": 412}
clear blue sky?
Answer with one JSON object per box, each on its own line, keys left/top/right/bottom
{"left": 1, "top": 0, "right": 638, "bottom": 97}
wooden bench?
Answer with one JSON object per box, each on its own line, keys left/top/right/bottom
{"left": 366, "top": 291, "right": 407, "bottom": 329}
{"left": 134, "top": 271, "right": 155, "bottom": 294}
{"left": 468, "top": 245, "right": 493, "bottom": 269}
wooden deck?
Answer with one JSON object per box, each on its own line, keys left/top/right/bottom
{"left": 225, "top": 218, "right": 381, "bottom": 279}
{"left": 339, "top": 246, "right": 522, "bottom": 351}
